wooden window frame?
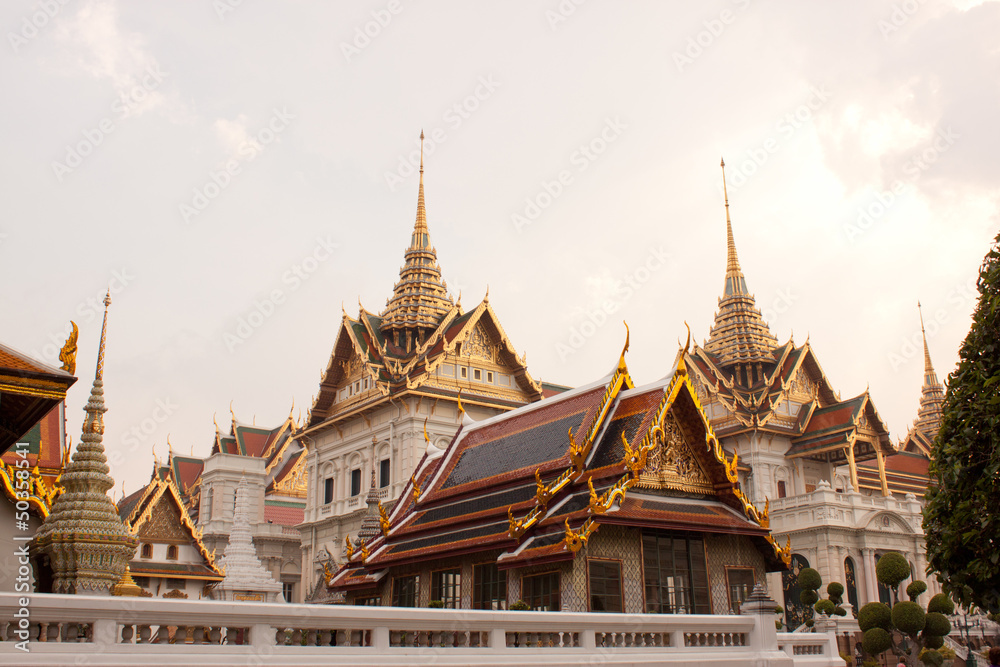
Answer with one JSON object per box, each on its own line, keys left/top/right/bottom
{"left": 166, "top": 545, "right": 178, "bottom": 561}
{"left": 430, "top": 567, "right": 462, "bottom": 609}
{"left": 521, "top": 570, "right": 561, "bottom": 611}
{"left": 587, "top": 558, "right": 624, "bottom": 613}
{"left": 472, "top": 560, "right": 507, "bottom": 610}
{"left": 391, "top": 574, "right": 420, "bottom": 608}
{"left": 724, "top": 566, "right": 756, "bottom": 614}
{"left": 140, "top": 543, "right": 152, "bottom": 559}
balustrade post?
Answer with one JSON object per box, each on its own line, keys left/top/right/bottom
{"left": 489, "top": 627, "right": 505, "bottom": 649}
{"left": 580, "top": 629, "right": 596, "bottom": 649}
{"left": 372, "top": 626, "right": 390, "bottom": 650}
{"left": 92, "top": 618, "right": 117, "bottom": 647}
{"left": 249, "top": 623, "right": 275, "bottom": 649}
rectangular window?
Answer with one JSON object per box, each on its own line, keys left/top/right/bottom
{"left": 486, "top": 371, "right": 494, "bottom": 383}
{"left": 588, "top": 560, "right": 623, "bottom": 612}
{"left": 642, "top": 531, "right": 711, "bottom": 614}
{"left": 351, "top": 468, "right": 362, "bottom": 496}
{"left": 473, "top": 563, "right": 507, "bottom": 610}
{"left": 354, "top": 596, "right": 381, "bottom": 606}
{"left": 460, "top": 367, "right": 468, "bottom": 379}
{"left": 324, "top": 477, "right": 334, "bottom": 504}
{"left": 166, "top": 578, "right": 185, "bottom": 590}
{"left": 431, "top": 569, "right": 462, "bottom": 609}
{"left": 392, "top": 575, "right": 419, "bottom": 607}
{"left": 473, "top": 369, "right": 482, "bottom": 381}
{"left": 133, "top": 576, "right": 149, "bottom": 588}
{"left": 777, "top": 480, "right": 786, "bottom": 498}
{"left": 522, "top": 571, "right": 560, "bottom": 611}
{"left": 379, "top": 459, "right": 391, "bottom": 488}
{"left": 282, "top": 581, "right": 294, "bottom": 603}
{"left": 726, "top": 567, "right": 756, "bottom": 614}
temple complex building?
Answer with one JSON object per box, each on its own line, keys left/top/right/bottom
{"left": 117, "top": 470, "right": 223, "bottom": 598}
{"left": 328, "top": 335, "right": 791, "bottom": 612}
{"left": 682, "top": 161, "right": 935, "bottom": 628}
{"left": 297, "top": 134, "right": 546, "bottom": 601}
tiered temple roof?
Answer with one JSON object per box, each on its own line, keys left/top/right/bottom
{"left": 685, "top": 162, "right": 894, "bottom": 470}
{"left": 305, "top": 134, "right": 542, "bottom": 432}
{"left": 330, "top": 334, "right": 789, "bottom": 592}
{"left": 857, "top": 304, "right": 943, "bottom": 496}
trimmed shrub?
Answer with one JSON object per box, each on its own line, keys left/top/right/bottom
{"left": 875, "top": 552, "right": 911, "bottom": 588}
{"left": 827, "top": 582, "right": 845, "bottom": 601}
{"left": 919, "top": 648, "right": 945, "bottom": 667}
{"left": 922, "top": 633, "right": 944, "bottom": 649}
{"left": 926, "top": 593, "right": 954, "bottom": 615}
{"left": 891, "top": 601, "right": 926, "bottom": 635}
{"left": 833, "top": 606, "right": 847, "bottom": 617}
{"left": 800, "top": 590, "right": 819, "bottom": 606}
{"left": 428, "top": 599, "right": 444, "bottom": 608}
{"left": 814, "top": 599, "right": 835, "bottom": 616}
{"left": 862, "top": 627, "right": 892, "bottom": 655}
{"left": 923, "top": 611, "right": 951, "bottom": 637}
{"left": 906, "top": 580, "right": 927, "bottom": 600}
{"left": 798, "top": 567, "right": 822, "bottom": 591}
{"left": 858, "top": 602, "right": 892, "bottom": 632}
{"left": 510, "top": 600, "right": 529, "bottom": 611}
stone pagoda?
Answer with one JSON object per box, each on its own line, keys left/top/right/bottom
{"left": 30, "top": 293, "right": 138, "bottom": 595}
{"left": 212, "top": 476, "right": 283, "bottom": 602}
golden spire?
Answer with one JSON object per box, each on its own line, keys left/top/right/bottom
{"left": 380, "top": 130, "right": 454, "bottom": 335}
{"left": 915, "top": 301, "right": 944, "bottom": 439}
{"left": 703, "top": 159, "right": 778, "bottom": 370}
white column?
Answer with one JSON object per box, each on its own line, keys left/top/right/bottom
{"left": 862, "top": 548, "right": 878, "bottom": 605}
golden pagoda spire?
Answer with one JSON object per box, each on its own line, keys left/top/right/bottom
{"left": 914, "top": 301, "right": 945, "bottom": 439}
{"left": 380, "top": 130, "right": 454, "bottom": 337}
{"left": 703, "top": 159, "right": 778, "bottom": 371}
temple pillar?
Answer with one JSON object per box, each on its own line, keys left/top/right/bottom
{"left": 846, "top": 442, "right": 859, "bottom": 493}
{"left": 875, "top": 450, "right": 889, "bottom": 496}
{"left": 861, "top": 548, "right": 877, "bottom": 605}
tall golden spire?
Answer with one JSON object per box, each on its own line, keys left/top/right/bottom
{"left": 915, "top": 301, "right": 944, "bottom": 438}
{"left": 31, "top": 290, "right": 138, "bottom": 595}
{"left": 703, "top": 159, "right": 778, "bottom": 371}
{"left": 380, "top": 131, "right": 454, "bottom": 338}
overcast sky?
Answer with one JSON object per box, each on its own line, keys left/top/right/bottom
{"left": 2, "top": 0, "right": 997, "bottom": 497}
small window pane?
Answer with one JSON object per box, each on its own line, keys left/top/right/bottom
{"left": 379, "top": 459, "right": 391, "bottom": 488}
{"left": 588, "top": 560, "right": 623, "bottom": 612}
{"left": 473, "top": 563, "right": 507, "bottom": 610}
{"left": 431, "top": 569, "right": 462, "bottom": 609}
{"left": 522, "top": 572, "right": 560, "bottom": 611}
{"left": 351, "top": 469, "right": 362, "bottom": 496}
{"left": 392, "top": 575, "right": 419, "bottom": 607}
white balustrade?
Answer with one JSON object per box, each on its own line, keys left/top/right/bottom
{"left": 0, "top": 592, "right": 842, "bottom": 665}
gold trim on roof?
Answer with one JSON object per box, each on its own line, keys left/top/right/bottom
{"left": 58, "top": 321, "right": 78, "bottom": 375}
{"left": 563, "top": 517, "right": 597, "bottom": 553}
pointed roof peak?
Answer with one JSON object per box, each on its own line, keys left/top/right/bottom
{"left": 914, "top": 301, "right": 944, "bottom": 439}
{"left": 918, "top": 301, "right": 936, "bottom": 377}
{"left": 380, "top": 131, "right": 454, "bottom": 333}
{"left": 703, "top": 160, "right": 777, "bottom": 368}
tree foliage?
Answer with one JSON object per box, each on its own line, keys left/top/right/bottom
{"left": 924, "top": 230, "right": 1000, "bottom": 615}
{"left": 859, "top": 551, "right": 952, "bottom": 666}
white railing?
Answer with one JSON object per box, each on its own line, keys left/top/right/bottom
{"left": 0, "top": 592, "right": 843, "bottom": 666}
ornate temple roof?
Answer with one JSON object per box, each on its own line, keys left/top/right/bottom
{"left": 0, "top": 337, "right": 76, "bottom": 452}
{"left": 306, "top": 135, "right": 542, "bottom": 429}
{"left": 329, "top": 333, "right": 790, "bottom": 591}
{"left": 913, "top": 302, "right": 945, "bottom": 447}
{"left": 702, "top": 159, "right": 779, "bottom": 367}
{"left": 117, "top": 473, "right": 222, "bottom": 581}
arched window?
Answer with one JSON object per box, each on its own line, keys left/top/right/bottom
{"left": 166, "top": 545, "right": 178, "bottom": 560}
{"left": 844, "top": 557, "right": 859, "bottom": 609}
{"left": 140, "top": 543, "right": 152, "bottom": 559}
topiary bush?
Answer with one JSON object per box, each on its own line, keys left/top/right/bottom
{"left": 858, "top": 602, "right": 892, "bottom": 632}
{"left": 862, "top": 627, "right": 892, "bottom": 655}
{"left": 922, "top": 633, "right": 944, "bottom": 649}
{"left": 875, "top": 552, "right": 910, "bottom": 590}
{"left": 833, "top": 606, "right": 847, "bottom": 617}
{"left": 919, "top": 648, "right": 945, "bottom": 667}
{"left": 926, "top": 593, "right": 954, "bottom": 615}
{"left": 891, "top": 601, "right": 925, "bottom": 634}
{"left": 827, "top": 582, "right": 844, "bottom": 604}
{"left": 814, "top": 599, "right": 835, "bottom": 616}
{"left": 906, "top": 580, "right": 927, "bottom": 600}
{"left": 800, "top": 590, "right": 819, "bottom": 606}
{"left": 798, "top": 567, "right": 822, "bottom": 592}
{"left": 923, "top": 611, "right": 951, "bottom": 637}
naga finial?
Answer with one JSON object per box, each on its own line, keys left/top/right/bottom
{"left": 58, "top": 321, "right": 79, "bottom": 374}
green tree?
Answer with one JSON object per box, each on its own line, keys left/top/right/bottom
{"left": 858, "top": 551, "right": 952, "bottom": 666}
{"left": 924, "top": 230, "right": 1000, "bottom": 615}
